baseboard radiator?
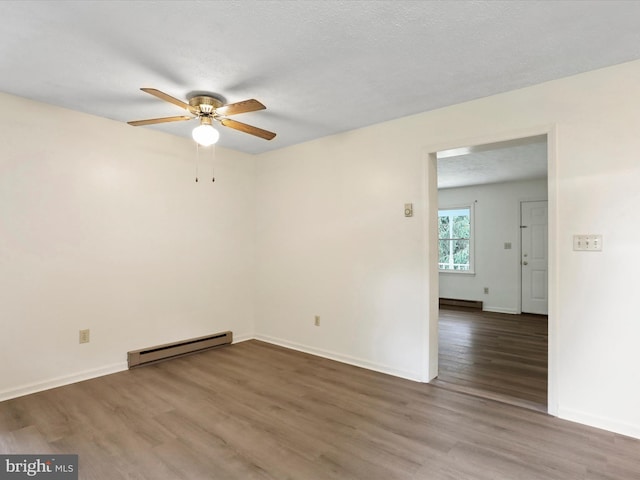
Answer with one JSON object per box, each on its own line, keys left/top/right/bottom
{"left": 127, "top": 331, "right": 233, "bottom": 368}
{"left": 439, "top": 298, "right": 483, "bottom": 309}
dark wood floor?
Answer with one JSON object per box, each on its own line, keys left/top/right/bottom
{"left": 2, "top": 340, "right": 639, "bottom": 479}
{"left": 435, "top": 306, "right": 548, "bottom": 412}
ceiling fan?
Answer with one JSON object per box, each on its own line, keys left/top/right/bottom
{"left": 128, "top": 88, "right": 276, "bottom": 145}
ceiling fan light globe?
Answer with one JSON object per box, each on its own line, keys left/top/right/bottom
{"left": 192, "top": 124, "right": 219, "bottom": 146}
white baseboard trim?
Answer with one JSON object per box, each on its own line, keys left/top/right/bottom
{"left": 483, "top": 306, "right": 519, "bottom": 314}
{"left": 254, "top": 334, "right": 422, "bottom": 382}
{"left": 1, "top": 333, "right": 248, "bottom": 402}
{"left": 0, "top": 362, "right": 128, "bottom": 402}
{"left": 558, "top": 407, "right": 640, "bottom": 440}
{"left": 231, "top": 333, "right": 254, "bottom": 344}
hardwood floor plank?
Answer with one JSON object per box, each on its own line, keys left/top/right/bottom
{"left": 437, "top": 306, "right": 548, "bottom": 410}
{"left": 1, "top": 339, "right": 639, "bottom": 479}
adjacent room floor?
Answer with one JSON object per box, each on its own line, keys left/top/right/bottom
{"left": 434, "top": 305, "right": 548, "bottom": 412}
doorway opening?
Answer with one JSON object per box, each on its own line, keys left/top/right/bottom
{"left": 429, "top": 133, "right": 550, "bottom": 413}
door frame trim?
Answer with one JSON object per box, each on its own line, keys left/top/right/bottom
{"left": 422, "top": 124, "right": 558, "bottom": 416}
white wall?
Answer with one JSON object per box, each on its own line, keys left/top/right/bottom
{"left": 438, "top": 179, "right": 548, "bottom": 313}
{"left": 254, "top": 59, "right": 640, "bottom": 439}
{"left": 0, "top": 93, "right": 256, "bottom": 400}
{"left": 253, "top": 134, "right": 426, "bottom": 379}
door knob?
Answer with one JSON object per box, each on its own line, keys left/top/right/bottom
{"left": 523, "top": 261, "right": 528, "bottom": 265}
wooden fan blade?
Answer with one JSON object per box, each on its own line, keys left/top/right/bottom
{"left": 216, "top": 99, "right": 266, "bottom": 116}
{"left": 127, "top": 115, "right": 193, "bottom": 126}
{"left": 220, "top": 118, "right": 276, "bottom": 140}
{"left": 140, "top": 88, "right": 192, "bottom": 111}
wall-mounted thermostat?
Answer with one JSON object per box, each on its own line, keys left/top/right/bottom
{"left": 404, "top": 203, "right": 413, "bottom": 217}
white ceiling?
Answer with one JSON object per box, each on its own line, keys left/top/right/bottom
{"left": 2, "top": 1, "right": 640, "bottom": 155}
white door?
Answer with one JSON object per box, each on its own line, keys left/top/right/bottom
{"left": 521, "top": 201, "right": 548, "bottom": 314}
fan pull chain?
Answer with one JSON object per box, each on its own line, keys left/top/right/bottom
{"left": 195, "top": 142, "right": 200, "bottom": 182}
{"left": 194, "top": 143, "right": 217, "bottom": 184}
{"left": 211, "top": 143, "right": 216, "bottom": 182}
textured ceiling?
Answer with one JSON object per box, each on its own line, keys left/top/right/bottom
{"left": 1, "top": 1, "right": 640, "bottom": 154}
{"left": 437, "top": 136, "right": 547, "bottom": 189}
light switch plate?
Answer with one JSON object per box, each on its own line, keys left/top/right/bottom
{"left": 573, "top": 234, "right": 602, "bottom": 251}
{"left": 79, "top": 329, "right": 90, "bottom": 344}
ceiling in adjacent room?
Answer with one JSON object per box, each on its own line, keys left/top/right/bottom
{"left": 1, "top": 1, "right": 640, "bottom": 154}
{"left": 437, "top": 136, "right": 548, "bottom": 189}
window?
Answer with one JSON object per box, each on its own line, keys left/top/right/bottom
{"left": 438, "top": 206, "right": 474, "bottom": 272}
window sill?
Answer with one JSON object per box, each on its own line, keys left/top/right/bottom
{"left": 439, "top": 270, "right": 476, "bottom": 276}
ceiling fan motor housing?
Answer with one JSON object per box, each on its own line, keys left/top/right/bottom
{"left": 189, "top": 95, "right": 224, "bottom": 116}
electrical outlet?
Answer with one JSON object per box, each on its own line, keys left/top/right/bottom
{"left": 79, "top": 329, "right": 90, "bottom": 344}
{"left": 483, "top": 287, "right": 489, "bottom": 294}
{"left": 314, "top": 315, "right": 320, "bottom": 327}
